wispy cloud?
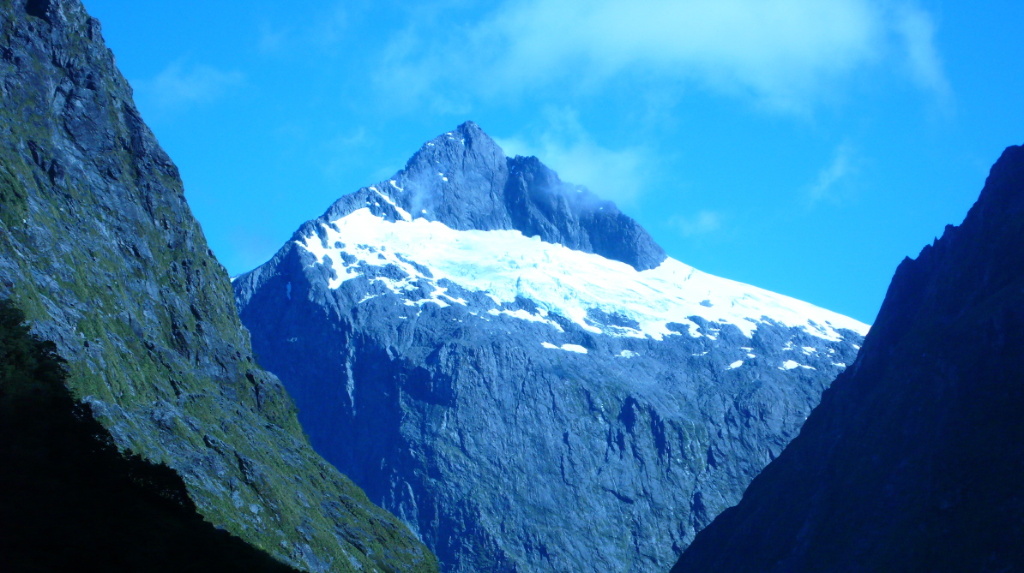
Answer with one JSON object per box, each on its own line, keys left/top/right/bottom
{"left": 376, "top": 0, "right": 949, "bottom": 113}
{"left": 141, "top": 61, "right": 244, "bottom": 109}
{"left": 495, "top": 109, "right": 650, "bottom": 205}
{"left": 257, "top": 21, "right": 290, "bottom": 54}
{"left": 670, "top": 210, "right": 724, "bottom": 237}
{"left": 893, "top": 5, "right": 951, "bottom": 104}
{"left": 806, "top": 143, "right": 855, "bottom": 206}
{"left": 310, "top": 4, "right": 351, "bottom": 48}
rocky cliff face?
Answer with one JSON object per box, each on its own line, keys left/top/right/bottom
{"left": 234, "top": 122, "right": 868, "bottom": 572}
{"left": 0, "top": 1, "right": 435, "bottom": 571}
{"left": 671, "top": 145, "right": 1024, "bottom": 572}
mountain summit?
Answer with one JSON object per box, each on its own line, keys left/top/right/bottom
{"left": 311, "top": 121, "right": 666, "bottom": 270}
{"left": 235, "top": 123, "right": 868, "bottom": 572}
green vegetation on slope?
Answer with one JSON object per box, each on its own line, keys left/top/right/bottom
{"left": 0, "top": 299, "right": 302, "bottom": 572}
{"left": 0, "top": 1, "right": 437, "bottom": 570}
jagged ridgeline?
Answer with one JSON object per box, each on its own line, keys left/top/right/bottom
{"left": 235, "top": 122, "right": 869, "bottom": 572}
{"left": 0, "top": 1, "right": 435, "bottom": 571}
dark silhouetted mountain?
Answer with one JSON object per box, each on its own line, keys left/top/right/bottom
{"left": 234, "top": 122, "right": 868, "bottom": 572}
{"left": 0, "top": 1, "right": 436, "bottom": 570}
{"left": 671, "top": 145, "right": 1024, "bottom": 573}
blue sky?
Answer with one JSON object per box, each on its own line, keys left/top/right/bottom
{"left": 82, "top": 0, "right": 1024, "bottom": 324}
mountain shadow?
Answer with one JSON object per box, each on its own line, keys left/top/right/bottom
{"left": 0, "top": 299, "right": 299, "bottom": 573}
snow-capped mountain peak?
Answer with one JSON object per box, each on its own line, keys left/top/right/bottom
{"left": 305, "top": 121, "right": 667, "bottom": 272}
{"left": 234, "top": 122, "right": 869, "bottom": 573}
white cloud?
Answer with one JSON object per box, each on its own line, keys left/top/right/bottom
{"left": 483, "top": 0, "right": 879, "bottom": 106}
{"left": 377, "top": 0, "right": 949, "bottom": 112}
{"left": 142, "top": 61, "right": 244, "bottom": 109}
{"left": 893, "top": 5, "right": 951, "bottom": 102}
{"left": 495, "top": 109, "right": 650, "bottom": 204}
{"left": 670, "top": 210, "right": 723, "bottom": 237}
{"left": 807, "top": 143, "right": 855, "bottom": 205}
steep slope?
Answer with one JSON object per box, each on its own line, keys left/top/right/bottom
{"left": 671, "top": 145, "right": 1024, "bottom": 572}
{"left": 0, "top": 1, "right": 435, "bottom": 571}
{"left": 0, "top": 299, "right": 299, "bottom": 572}
{"left": 235, "top": 122, "right": 868, "bottom": 572}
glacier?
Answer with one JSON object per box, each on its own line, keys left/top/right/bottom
{"left": 297, "top": 206, "right": 868, "bottom": 344}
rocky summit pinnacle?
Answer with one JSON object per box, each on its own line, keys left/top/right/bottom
{"left": 235, "top": 123, "right": 868, "bottom": 572}
{"left": 313, "top": 121, "right": 666, "bottom": 271}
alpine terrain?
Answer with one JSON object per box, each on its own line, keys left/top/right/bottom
{"left": 0, "top": 1, "right": 435, "bottom": 570}
{"left": 671, "top": 145, "right": 1024, "bottom": 572}
{"left": 234, "top": 121, "right": 870, "bottom": 572}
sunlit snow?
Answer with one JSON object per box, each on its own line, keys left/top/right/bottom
{"left": 779, "top": 360, "right": 816, "bottom": 371}
{"left": 372, "top": 187, "right": 412, "bottom": 221}
{"left": 297, "top": 207, "right": 870, "bottom": 342}
{"left": 488, "top": 308, "right": 564, "bottom": 330}
{"left": 542, "top": 342, "right": 588, "bottom": 354}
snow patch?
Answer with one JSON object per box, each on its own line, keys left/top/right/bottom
{"left": 727, "top": 360, "right": 744, "bottom": 370}
{"left": 541, "top": 342, "right": 589, "bottom": 354}
{"left": 372, "top": 188, "right": 412, "bottom": 221}
{"left": 487, "top": 308, "right": 563, "bottom": 330}
{"left": 779, "top": 360, "right": 816, "bottom": 371}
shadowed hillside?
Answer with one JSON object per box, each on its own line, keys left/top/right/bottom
{"left": 671, "top": 145, "right": 1024, "bottom": 572}
{"left": 0, "top": 299, "right": 301, "bottom": 572}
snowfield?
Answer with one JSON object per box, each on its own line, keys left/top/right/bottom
{"left": 298, "top": 205, "right": 869, "bottom": 342}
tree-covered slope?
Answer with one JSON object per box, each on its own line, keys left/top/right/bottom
{"left": 671, "top": 145, "right": 1024, "bottom": 572}
{"left": 0, "top": 1, "right": 436, "bottom": 570}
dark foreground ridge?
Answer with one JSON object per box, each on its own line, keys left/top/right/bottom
{"left": 0, "top": 299, "right": 299, "bottom": 572}
{"left": 0, "top": 1, "right": 436, "bottom": 570}
{"left": 672, "top": 145, "right": 1024, "bottom": 572}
